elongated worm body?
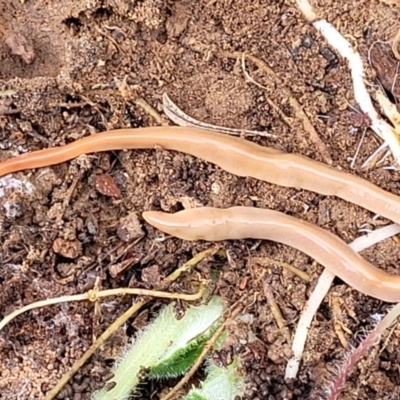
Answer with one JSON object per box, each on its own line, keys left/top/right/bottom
{"left": 143, "top": 207, "right": 400, "bottom": 302}
{"left": 0, "top": 126, "right": 400, "bottom": 224}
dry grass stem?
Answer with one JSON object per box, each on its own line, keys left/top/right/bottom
{"left": 163, "top": 93, "right": 275, "bottom": 138}
{"left": 8, "top": 247, "right": 216, "bottom": 399}
{"left": 252, "top": 257, "right": 310, "bottom": 281}
{"left": 220, "top": 51, "right": 333, "bottom": 164}
{"left": 0, "top": 286, "right": 207, "bottom": 332}
{"left": 264, "top": 283, "right": 292, "bottom": 343}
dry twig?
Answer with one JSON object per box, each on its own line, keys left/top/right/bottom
{"left": 252, "top": 256, "right": 311, "bottom": 282}
{"left": 35, "top": 247, "right": 217, "bottom": 400}
{"left": 0, "top": 286, "right": 207, "bottom": 332}
{"left": 163, "top": 93, "right": 275, "bottom": 138}
{"left": 264, "top": 283, "right": 291, "bottom": 343}
{"left": 219, "top": 51, "right": 333, "bottom": 164}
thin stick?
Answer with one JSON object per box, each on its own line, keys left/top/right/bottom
{"left": 240, "top": 53, "right": 292, "bottom": 126}
{"left": 164, "top": 247, "right": 219, "bottom": 283}
{"left": 220, "top": 51, "right": 333, "bottom": 165}
{"left": 135, "top": 97, "right": 167, "bottom": 126}
{"left": 116, "top": 76, "right": 167, "bottom": 125}
{"left": 350, "top": 127, "right": 367, "bottom": 169}
{"left": 58, "top": 170, "right": 84, "bottom": 221}
{"left": 43, "top": 286, "right": 207, "bottom": 400}
{"left": 0, "top": 286, "right": 207, "bottom": 332}
{"left": 377, "top": 150, "right": 392, "bottom": 166}
{"left": 252, "top": 257, "right": 311, "bottom": 282}
{"left": 285, "top": 268, "right": 336, "bottom": 379}
{"left": 40, "top": 247, "right": 217, "bottom": 400}
{"left": 264, "top": 283, "right": 291, "bottom": 343}
{"left": 361, "top": 141, "right": 388, "bottom": 169}
{"left": 43, "top": 299, "right": 147, "bottom": 400}
{"left": 162, "top": 93, "right": 275, "bottom": 138}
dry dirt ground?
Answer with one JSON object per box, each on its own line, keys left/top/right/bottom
{"left": 1, "top": 0, "right": 400, "bottom": 399}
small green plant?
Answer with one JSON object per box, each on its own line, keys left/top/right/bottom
{"left": 149, "top": 320, "right": 221, "bottom": 380}
{"left": 184, "top": 356, "right": 245, "bottom": 400}
{"left": 92, "top": 296, "right": 224, "bottom": 400}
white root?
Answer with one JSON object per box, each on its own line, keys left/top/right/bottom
{"left": 295, "top": 0, "right": 400, "bottom": 164}
{"left": 285, "top": 223, "right": 400, "bottom": 380}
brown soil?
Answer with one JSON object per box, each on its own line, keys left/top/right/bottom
{"left": 1, "top": 0, "right": 400, "bottom": 399}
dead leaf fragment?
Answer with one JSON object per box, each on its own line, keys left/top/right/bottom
{"left": 95, "top": 174, "right": 121, "bottom": 198}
